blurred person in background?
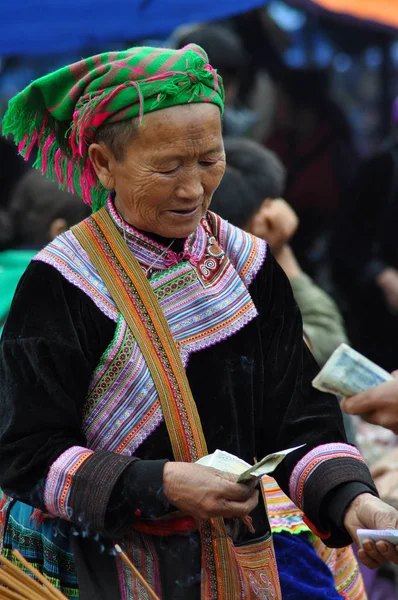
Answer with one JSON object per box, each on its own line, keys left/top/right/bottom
{"left": 0, "top": 135, "right": 27, "bottom": 250}
{"left": 211, "top": 137, "right": 368, "bottom": 600}
{"left": 266, "top": 68, "right": 359, "bottom": 277}
{"left": 331, "top": 99, "right": 398, "bottom": 373}
{"left": 0, "top": 169, "right": 89, "bottom": 332}
{"left": 212, "top": 137, "right": 348, "bottom": 369}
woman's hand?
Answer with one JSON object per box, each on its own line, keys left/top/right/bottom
{"left": 163, "top": 462, "right": 259, "bottom": 521}
{"left": 344, "top": 493, "right": 398, "bottom": 569}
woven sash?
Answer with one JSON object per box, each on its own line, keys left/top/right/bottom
{"left": 73, "top": 208, "right": 280, "bottom": 600}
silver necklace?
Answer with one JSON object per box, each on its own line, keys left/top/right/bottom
{"left": 118, "top": 209, "right": 175, "bottom": 276}
{"left": 144, "top": 237, "right": 176, "bottom": 276}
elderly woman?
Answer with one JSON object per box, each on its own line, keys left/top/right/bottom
{"left": 0, "top": 45, "right": 397, "bottom": 600}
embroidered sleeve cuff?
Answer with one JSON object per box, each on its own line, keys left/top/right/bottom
{"left": 288, "top": 443, "right": 376, "bottom": 547}
{"left": 44, "top": 446, "right": 136, "bottom": 534}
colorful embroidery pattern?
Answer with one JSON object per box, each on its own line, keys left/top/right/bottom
{"left": 117, "top": 532, "right": 161, "bottom": 600}
{"left": 34, "top": 204, "right": 271, "bottom": 600}
{"left": 3, "top": 503, "right": 79, "bottom": 599}
{"left": 36, "top": 202, "right": 265, "bottom": 458}
{"left": 312, "top": 538, "right": 368, "bottom": 600}
{"left": 72, "top": 208, "right": 278, "bottom": 600}
{"left": 207, "top": 211, "right": 267, "bottom": 288}
{"left": 44, "top": 446, "right": 93, "bottom": 520}
{"left": 233, "top": 534, "right": 281, "bottom": 600}
{"left": 261, "top": 476, "right": 310, "bottom": 535}
{"left": 34, "top": 231, "right": 118, "bottom": 322}
{"left": 289, "top": 443, "right": 364, "bottom": 509}
{"left": 85, "top": 315, "right": 163, "bottom": 454}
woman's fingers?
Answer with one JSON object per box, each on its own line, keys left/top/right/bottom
{"left": 219, "top": 489, "right": 260, "bottom": 519}
{"left": 358, "top": 547, "right": 380, "bottom": 570}
{"left": 163, "top": 462, "right": 260, "bottom": 521}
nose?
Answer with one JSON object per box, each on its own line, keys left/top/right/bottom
{"left": 175, "top": 169, "right": 204, "bottom": 201}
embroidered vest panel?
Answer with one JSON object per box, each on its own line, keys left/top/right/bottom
{"left": 35, "top": 211, "right": 267, "bottom": 455}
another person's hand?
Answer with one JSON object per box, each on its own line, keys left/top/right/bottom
{"left": 248, "top": 199, "right": 299, "bottom": 252}
{"left": 163, "top": 462, "right": 259, "bottom": 521}
{"left": 344, "top": 493, "right": 398, "bottom": 568}
{"left": 342, "top": 378, "right": 398, "bottom": 433}
{"left": 376, "top": 268, "right": 398, "bottom": 314}
{"left": 371, "top": 449, "right": 398, "bottom": 507}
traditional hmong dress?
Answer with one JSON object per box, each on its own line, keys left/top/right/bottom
{"left": 262, "top": 476, "right": 367, "bottom": 599}
{"left": 0, "top": 199, "right": 377, "bottom": 599}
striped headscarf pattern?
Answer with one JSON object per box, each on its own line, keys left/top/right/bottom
{"left": 2, "top": 44, "right": 224, "bottom": 211}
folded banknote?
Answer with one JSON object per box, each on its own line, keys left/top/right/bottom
{"left": 312, "top": 343, "right": 393, "bottom": 397}
{"left": 196, "top": 445, "right": 305, "bottom": 483}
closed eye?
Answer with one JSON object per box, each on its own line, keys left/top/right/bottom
{"left": 200, "top": 161, "right": 217, "bottom": 167}
{"left": 159, "top": 166, "right": 180, "bottom": 174}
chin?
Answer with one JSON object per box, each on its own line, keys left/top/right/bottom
{"left": 163, "top": 213, "right": 205, "bottom": 239}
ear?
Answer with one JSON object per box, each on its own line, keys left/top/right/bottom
{"left": 88, "top": 143, "right": 116, "bottom": 190}
{"left": 49, "top": 218, "right": 68, "bottom": 240}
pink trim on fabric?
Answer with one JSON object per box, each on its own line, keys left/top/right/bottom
{"left": 179, "top": 306, "right": 258, "bottom": 368}
{"left": 44, "top": 446, "right": 93, "bottom": 520}
{"left": 288, "top": 443, "right": 364, "bottom": 509}
{"left": 206, "top": 211, "right": 267, "bottom": 289}
{"left": 33, "top": 252, "right": 118, "bottom": 323}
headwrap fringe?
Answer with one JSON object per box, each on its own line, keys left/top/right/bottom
{"left": 2, "top": 45, "right": 224, "bottom": 211}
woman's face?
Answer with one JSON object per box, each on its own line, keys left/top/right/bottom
{"left": 91, "top": 103, "right": 225, "bottom": 238}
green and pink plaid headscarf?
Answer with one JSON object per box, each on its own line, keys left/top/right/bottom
{"left": 2, "top": 44, "right": 224, "bottom": 211}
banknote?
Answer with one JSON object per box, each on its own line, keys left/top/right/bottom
{"left": 196, "top": 450, "right": 251, "bottom": 474}
{"left": 196, "top": 445, "right": 305, "bottom": 483}
{"left": 312, "top": 343, "right": 393, "bottom": 397}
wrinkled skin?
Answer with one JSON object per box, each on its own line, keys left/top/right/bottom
{"left": 89, "top": 103, "right": 225, "bottom": 238}
{"left": 89, "top": 103, "right": 398, "bottom": 569}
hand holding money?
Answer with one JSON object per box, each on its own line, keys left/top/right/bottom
{"left": 312, "top": 343, "right": 393, "bottom": 398}
{"left": 196, "top": 445, "right": 305, "bottom": 483}
{"left": 162, "top": 462, "right": 259, "bottom": 521}
{"left": 313, "top": 343, "right": 398, "bottom": 433}
{"left": 342, "top": 378, "right": 398, "bottom": 433}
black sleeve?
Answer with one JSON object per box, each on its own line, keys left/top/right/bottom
{"left": 0, "top": 260, "right": 168, "bottom": 536}
{"left": 252, "top": 252, "right": 377, "bottom": 546}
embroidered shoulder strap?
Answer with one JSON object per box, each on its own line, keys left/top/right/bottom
{"left": 74, "top": 208, "right": 206, "bottom": 464}
{"left": 73, "top": 208, "right": 247, "bottom": 600}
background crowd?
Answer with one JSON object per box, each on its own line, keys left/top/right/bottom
{"left": 2, "top": 1, "right": 398, "bottom": 598}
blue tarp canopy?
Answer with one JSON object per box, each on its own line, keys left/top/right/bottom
{"left": 0, "top": 0, "right": 266, "bottom": 56}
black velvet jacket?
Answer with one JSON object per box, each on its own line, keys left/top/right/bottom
{"left": 0, "top": 246, "right": 376, "bottom": 557}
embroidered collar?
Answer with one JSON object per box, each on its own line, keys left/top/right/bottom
{"left": 107, "top": 197, "right": 208, "bottom": 273}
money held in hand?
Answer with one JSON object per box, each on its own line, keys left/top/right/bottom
{"left": 196, "top": 445, "right": 305, "bottom": 483}
{"left": 312, "top": 343, "right": 393, "bottom": 397}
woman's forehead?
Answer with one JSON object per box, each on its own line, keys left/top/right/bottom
{"left": 128, "top": 104, "right": 223, "bottom": 155}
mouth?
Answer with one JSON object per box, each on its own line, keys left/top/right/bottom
{"left": 168, "top": 206, "right": 201, "bottom": 218}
